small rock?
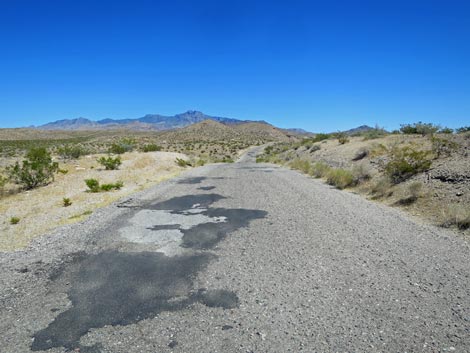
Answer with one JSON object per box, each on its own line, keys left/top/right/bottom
{"left": 222, "top": 325, "right": 233, "bottom": 330}
{"left": 168, "top": 340, "right": 178, "bottom": 348}
{"left": 456, "top": 192, "right": 463, "bottom": 196}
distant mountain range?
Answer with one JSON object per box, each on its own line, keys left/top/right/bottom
{"left": 34, "top": 110, "right": 375, "bottom": 137}
{"left": 37, "top": 110, "right": 269, "bottom": 131}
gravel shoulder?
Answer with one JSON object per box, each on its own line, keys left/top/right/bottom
{"left": 1, "top": 150, "right": 469, "bottom": 352}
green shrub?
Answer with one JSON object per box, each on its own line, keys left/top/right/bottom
{"left": 310, "top": 162, "right": 331, "bottom": 178}
{"left": 141, "top": 144, "right": 162, "bottom": 152}
{"left": 431, "top": 136, "right": 458, "bottom": 158}
{"left": 0, "top": 174, "right": 6, "bottom": 189}
{"left": 85, "top": 178, "right": 100, "bottom": 193}
{"left": 312, "top": 133, "right": 331, "bottom": 142}
{"left": 10, "top": 216, "right": 20, "bottom": 225}
{"left": 6, "top": 147, "right": 59, "bottom": 189}
{"left": 57, "top": 145, "right": 86, "bottom": 160}
{"left": 108, "top": 142, "right": 133, "bottom": 154}
{"left": 326, "top": 168, "right": 355, "bottom": 189}
{"left": 456, "top": 126, "right": 470, "bottom": 133}
{"left": 289, "top": 159, "right": 311, "bottom": 174}
{"left": 100, "top": 181, "right": 123, "bottom": 191}
{"left": 361, "top": 127, "right": 388, "bottom": 140}
{"left": 97, "top": 156, "right": 122, "bottom": 170}
{"left": 195, "top": 159, "right": 206, "bottom": 166}
{"left": 338, "top": 134, "right": 350, "bottom": 145}
{"left": 400, "top": 122, "right": 440, "bottom": 136}
{"left": 439, "top": 127, "right": 453, "bottom": 134}
{"left": 63, "top": 197, "right": 72, "bottom": 207}
{"left": 85, "top": 179, "right": 123, "bottom": 192}
{"left": 384, "top": 147, "right": 432, "bottom": 183}
{"left": 175, "top": 158, "right": 191, "bottom": 167}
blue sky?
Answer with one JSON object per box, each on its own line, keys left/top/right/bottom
{"left": 0, "top": 0, "right": 469, "bottom": 132}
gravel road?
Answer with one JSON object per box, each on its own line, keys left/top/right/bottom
{"left": 1, "top": 147, "right": 469, "bottom": 353}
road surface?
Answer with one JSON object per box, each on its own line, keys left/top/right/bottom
{"left": 1, "top": 147, "right": 469, "bottom": 352}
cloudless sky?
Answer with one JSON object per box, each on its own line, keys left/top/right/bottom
{"left": 0, "top": 0, "right": 469, "bottom": 131}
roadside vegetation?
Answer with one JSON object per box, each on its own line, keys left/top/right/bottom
{"left": 257, "top": 123, "right": 470, "bottom": 233}
{"left": 0, "top": 123, "right": 294, "bottom": 250}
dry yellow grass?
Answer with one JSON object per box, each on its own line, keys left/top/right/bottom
{"left": 0, "top": 151, "right": 188, "bottom": 251}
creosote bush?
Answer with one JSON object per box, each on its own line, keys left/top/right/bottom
{"left": 97, "top": 156, "right": 122, "bottom": 170}
{"left": 400, "top": 122, "right": 440, "bottom": 136}
{"left": 85, "top": 178, "right": 123, "bottom": 192}
{"left": 10, "top": 216, "right": 20, "bottom": 225}
{"left": 338, "top": 135, "right": 350, "bottom": 145}
{"left": 141, "top": 144, "right": 162, "bottom": 152}
{"left": 431, "top": 136, "right": 458, "bottom": 158}
{"left": 57, "top": 145, "right": 86, "bottom": 160}
{"left": 384, "top": 147, "right": 432, "bottom": 184}
{"left": 6, "top": 147, "right": 59, "bottom": 190}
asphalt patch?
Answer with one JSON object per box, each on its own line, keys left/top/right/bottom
{"left": 198, "top": 186, "right": 216, "bottom": 190}
{"left": 32, "top": 193, "right": 267, "bottom": 351}
{"left": 181, "top": 208, "right": 267, "bottom": 249}
{"left": 177, "top": 176, "right": 207, "bottom": 184}
{"left": 150, "top": 193, "right": 225, "bottom": 212}
{"left": 32, "top": 251, "right": 215, "bottom": 351}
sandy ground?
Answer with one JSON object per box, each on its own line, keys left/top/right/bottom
{"left": 0, "top": 151, "right": 188, "bottom": 251}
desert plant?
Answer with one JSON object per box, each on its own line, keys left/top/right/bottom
{"left": 361, "top": 126, "right": 388, "bottom": 140}
{"left": 100, "top": 181, "right": 123, "bottom": 191}
{"left": 57, "top": 145, "right": 86, "bottom": 160}
{"left": 439, "top": 127, "right": 454, "bottom": 134}
{"left": 384, "top": 147, "right": 432, "bottom": 183}
{"left": 352, "top": 163, "right": 371, "bottom": 184}
{"left": 400, "top": 122, "right": 440, "bottom": 136}
{"left": 85, "top": 178, "right": 123, "bottom": 192}
{"left": 85, "top": 178, "right": 101, "bottom": 192}
{"left": 326, "top": 168, "right": 355, "bottom": 189}
{"left": 289, "top": 159, "right": 311, "bottom": 174}
{"left": 175, "top": 158, "right": 191, "bottom": 167}
{"left": 195, "top": 159, "right": 206, "bottom": 167}
{"left": 97, "top": 156, "right": 122, "bottom": 170}
{"left": 311, "top": 133, "right": 331, "bottom": 142}
{"left": 63, "top": 197, "right": 72, "bottom": 207}
{"left": 370, "top": 177, "right": 393, "bottom": 199}
{"left": 6, "top": 147, "right": 59, "bottom": 189}
{"left": 337, "top": 133, "right": 349, "bottom": 145}
{"left": 431, "top": 136, "right": 458, "bottom": 158}
{"left": 310, "top": 162, "right": 331, "bottom": 178}
{"left": 141, "top": 144, "right": 162, "bottom": 152}
{"left": 10, "top": 216, "right": 20, "bottom": 225}
{"left": 456, "top": 126, "right": 470, "bottom": 133}
{"left": 108, "top": 142, "right": 133, "bottom": 154}
{"left": 0, "top": 174, "right": 6, "bottom": 189}
{"left": 441, "top": 204, "right": 470, "bottom": 230}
